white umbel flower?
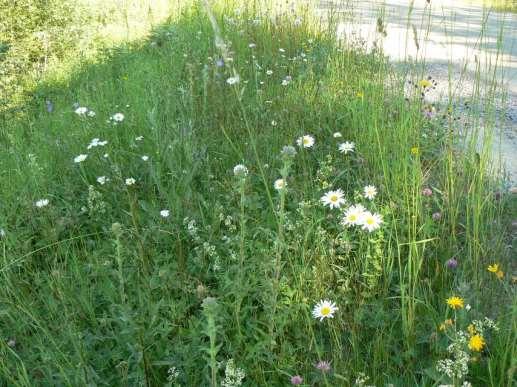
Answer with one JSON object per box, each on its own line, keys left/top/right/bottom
{"left": 226, "top": 75, "right": 240, "bottom": 85}
{"left": 363, "top": 185, "right": 377, "bottom": 200}
{"left": 111, "top": 113, "right": 125, "bottom": 122}
{"left": 87, "top": 138, "right": 107, "bottom": 149}
{"left": 274, "top": 178, "right": 286, "bottom": 190}
{"left": 75, "top": 107, "right": 88, "bottom": 116}
{"left": 35, "top": 199, "right": 49, "bottom": 208}
{"left": 341, "top": 204, "right": 366, "bottom": 227}
{"left": 296, "top": 135, "right": 315, "bottom": 148}
{"left": 74, "top": 154, "right": 88, "bottom": 163}
{"left": 125, "top": 178, "right": 136, "bottom": 186}
{"left": 160, "top": 210, "right": 170, "bottom": 218}
{"left": 338, "top": 141, "right": 355, "bottom": 154}
{"left": 312, "top": 300, "right": 338, "bottom": 321}
{"left": 321, "top": 189, "right": 346, "bottom": 209}
{"left": 360, "top": 211, "right": 383, "bottom": 232}
{"left": 97, "top": 176, "right": 108, "bottom": 185}
{"left": 233, "top": 164, "right": 248, "bottom": 177}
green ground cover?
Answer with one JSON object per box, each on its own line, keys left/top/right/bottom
{"left": 0, "top": 0, "right": 515, "bottom": 385}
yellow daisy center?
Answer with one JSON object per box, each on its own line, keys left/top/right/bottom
{"left": 330, "top": 195, "right": 338, "bottom": 202}
{"left": 321, "top": 306, "right": 331, "bottom": 316}
{"left": 349, "top": 214, "right": 357, "bottom": 221}
{"left": 366, "top": 218, "right": 374, "bottom": 225}
{"left": 303, "top": 138, "right": 310, "bottom": 145}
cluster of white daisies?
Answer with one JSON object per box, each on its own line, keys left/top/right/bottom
{"left": 284, "top": 133, "right": 383, "bottom": 233}
{"left": 232, "top": 133, "right": 385, "bottom": 323}
{"left": 321, "top": 186, "right": 382, "bottom": 233}
{"left": 35, "top": 110, "right": 165, "bottom": 214}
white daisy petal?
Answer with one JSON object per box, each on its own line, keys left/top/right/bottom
{"left": 338, "top": 141, "right": 355, "bottom": 154}
{"left": 296, "top": 134, "right": 315, "bottom": 148}
{"left": 321, "top": 189, "right": 346, "bottom": 209}
{"left": 359, "top": 211, "right": 383, "bottom": 232}
{"left": 363, "top": 185, "right": 377, "bottom": 200}
{"left": 312, "top": 300, "right": 338, "bottom": 321}
{"left": 341, "top": 204, "right": 366, "bottom": 227}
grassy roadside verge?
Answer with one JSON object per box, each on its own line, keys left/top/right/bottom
{"left": 469, "top": 0, "right": 517, "bottom": 12}
{"left": 0, "top": 0, "right": 514, "bottom": 385}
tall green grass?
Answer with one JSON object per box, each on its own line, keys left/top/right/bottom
{"left": 0, "top": 0, "right": 514, "bottom": 385}
{"left": 470, "top": 0, "right": 517, "bottom": 13}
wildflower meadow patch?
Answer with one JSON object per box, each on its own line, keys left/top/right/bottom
{"left": 0, "top": 0, "right": 514, "bottom": 386}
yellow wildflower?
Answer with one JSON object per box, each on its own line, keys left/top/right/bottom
{"left": 356, "top": 91, "right": 364, "bottom": 98}
{"left": 487, "top": 264, "right": 499, "bottom": 273}
{"left": 418, "top": 79, "right": 432, "bottom": 88}
{"left": 496, "top": 270, "right": 504, "bottom": 279}
{"left": 439, "top": 318, "right": 454, "bottom": 331}
{"left": 468, "top": 334, "right": 485, "bottom": 352}
{"left": 446, "top": 296, "right": 464, "bottom": 310}
{"left": 410, "top": 146, "right": 419, "bottom": 155}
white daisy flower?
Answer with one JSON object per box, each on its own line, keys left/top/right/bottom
{"left": 233, "top": 164, "right": 248, "bottom": 177}
{"left": 111, "top": 113, "right": 124, "bottom": 122}
{"left": 339, "top": 141, "right": 355, "bottom": 154}
{"left": 360, "top": 211, "right": 383, "bottom": 232}
{"left": 125, "top": 178, "right": 136, "bottom": 186}
{"left": 141, "top": 155, "right": 149, "bottom": 161}
{"left": 103, "top": 153, "right": 109, "bottom": 158}
{"left": 97, "top": 176, "right": 108, "bottom": 185}
{"left": 226, "top": 75, "right": 240, "bottom": 85}
{"left": 312, "top": 300, "right": 338, "bottom": 321}
{"left": 35, "top": 199, "right": 49, "bottom": 208}
{"left": 74, "top": 154, "right": 88, "bottom": 163}
{"left": 160, "top": 209, "right": 170, "bottom": 218}
{"left": 321, "top": 189, "right": 346, "bottom": 209}
{"left": 266, "top": 70, "right": 273, "bottom": 75}
{"left": 75, "top": 107, "right": 88, "bottom": 116}
{"left": 363, "top": 185, "right": 377, "bottom": 200}
{"left": 135, "top": 136, "right": 144, "bottom": 141}
{"left": 274, "top": 178, "right": 286, "bottom": 190}
{"left": 333, "top": 132, "right": 342, "bottom": 138}
{"left": 296, "top": 135, "right": 315, "bottom": 148}
{"left": 341, "top": 204, "right": 366, "bottom": 227}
